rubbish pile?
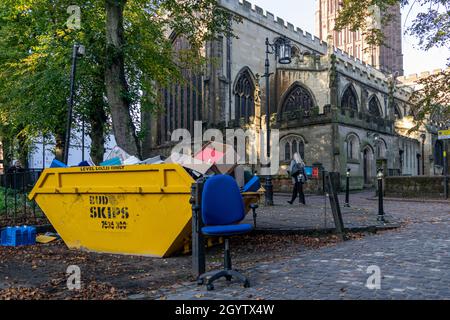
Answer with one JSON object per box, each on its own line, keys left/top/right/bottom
{"left": 48, "top": 142, "right": 261, "bottom": 187}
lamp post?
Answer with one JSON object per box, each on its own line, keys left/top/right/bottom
{"left": 344, "top": 168, "right": 351, "bottom": 207}
{"left": 377, "top": 168, "right": 386, "bottom": 223}
{"left": 263, "top": 36, "right": 292, "bottom": 206}
{"left": 63, "top": 43, "right": 85, "bottom": 165}
{"left": 420, "top": 133, "right": 426, "bottom": 176}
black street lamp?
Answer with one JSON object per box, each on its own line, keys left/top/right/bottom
{"left": 420, "top": 133, "right": 426, "bottom": 176}
{"left": 344, "top": 168, "right": 351, "bottom": 207}
{"left": 63, "top": 43, "right": 85, "bottom": 165}
{"left": 263, "top": 36, "right": 292, "bottom": 206}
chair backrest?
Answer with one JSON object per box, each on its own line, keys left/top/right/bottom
{"left": 202, "top": 175, "right": 245, "bottom": 226}
{"left": 242, "top": 175, "right": 261, "bottom": 193}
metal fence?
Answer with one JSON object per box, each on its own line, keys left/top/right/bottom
{"left": 0, "top": 169, "right": 47, "bottom": 226}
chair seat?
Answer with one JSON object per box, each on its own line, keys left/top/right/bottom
{"left": 202, "top": 224, "right": 253, "bottom": 236}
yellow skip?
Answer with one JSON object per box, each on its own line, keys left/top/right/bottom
{"left": 29, "top": 164, "right": 194, "bottom": 257}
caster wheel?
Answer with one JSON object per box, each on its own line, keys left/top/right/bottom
{"left": 243, "top": 280, "right": 250, "bottom": 288}
{"left": 197, "top": 278, "right": 204, "bottom": 286}
{"left": 207, "top": 284, "right": 214, "bottom": 291}
{"left": 225, "top": 276, "right": 232, "bottom": 282}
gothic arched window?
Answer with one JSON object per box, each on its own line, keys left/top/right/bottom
{"left": 341, "top": 86, "right": 358, "bottom": 112}
{"left": 281, "top": 135, "right": 305, "bottom": 161}
{"left": 346, "top": 134, "right": 360, "bottom": 160}
{"left": 375, "top": 139, "right": 387, "bottom": 159}
{"left": 234, "top": 70, "right": 255, "bottom": 122}
{"left": 394, "top": 103, "right": 403, "bottom": 120}
{"left": 282, "top": 85, "right": 314, "bottom": 117}
{"left": 368, "top": 96, "right": 382, "bottom": 118}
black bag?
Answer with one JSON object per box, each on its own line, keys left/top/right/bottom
{"left": 299, "top": 167, "right": 309, "bottom": 183}
{"left": 290, "top": 162, "right": 302, "bottom": 177}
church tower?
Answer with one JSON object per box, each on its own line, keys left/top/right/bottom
{"left": 315, "top": 0, "right": 404, "bottom": 75}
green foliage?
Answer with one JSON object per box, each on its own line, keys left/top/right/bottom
{"left": 334, "top": 0, "right": 450, "bottom": 129}
{"left": 0, "top": 0, "right": 238, "bottom": 158}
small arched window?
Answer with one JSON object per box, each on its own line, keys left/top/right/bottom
{"left": 346, "top": 134, "right": 360, "bottom": 160}
{"left": 368, "top": 96, "right": 382, "bottom": 118}
{"left": 375, "top": 139, "right": 387, "bottom": 159}
{"left": 281, "top": 135, "right": 305, "bottom": 161}
{"left": 234, "top": 69, "right": 255, "bottom": 122}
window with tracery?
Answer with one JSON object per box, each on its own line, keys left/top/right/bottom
{"left": 341, "top": 86, "right": 358, "bottom": 114}
{"left": 282, "top": 85, "right": 314, "bottom": 117}
{"left": 234, "top": 70, "right": 255, "bottom": 121}
{"left": 368, "top": 96, "right": 382, "bottom": 117}
{"left": 281, "top": 135, "right": 305, "bottom": 161}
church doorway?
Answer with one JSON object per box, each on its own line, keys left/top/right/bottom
{"left": 363, "top": 146, "right": 374, "bottom": 186}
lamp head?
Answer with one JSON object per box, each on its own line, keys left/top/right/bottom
{"left": 276, "top": 37, "right": 292, "bottom": 65}
{"left": 76, "top": 44, "right": 85, "bottom": 57}
{"left": 377, "top": 168, "right": 384, "bottom": 180}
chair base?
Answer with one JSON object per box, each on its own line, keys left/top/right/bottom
{"left": 197, "top": 269, "right": 250, "bottom": 291}
{"left": 197, "top": 238, "right": 250, "bottom": 291}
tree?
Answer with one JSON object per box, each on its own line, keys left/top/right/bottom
{"left": 0, "top": 0, "right": 237, "bottom": 164}
{"left": 334, "top": 0, "right": 450, "bottom": 129}
{"left": 104, "top": 0, "right": 237, "bottom": 158}
{"left": 0, "top": 0, "right": 109, "bottom": 164}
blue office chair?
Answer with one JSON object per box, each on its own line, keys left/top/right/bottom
{"left": 197, "top": 175, "right": 257, "bottom": 291}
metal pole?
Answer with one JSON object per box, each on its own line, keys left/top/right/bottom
{"left": 325, "top": 172, "right": 346, "bottom": 241}
{"left": 81, "top": 117, "right": 85, "bottom": 162}
{"left": 422, "top": 140, "right": 425, "bottom": 175}
{"left": 264, "top": 38, "right": 274, "bottom": 206}
{"left": 444, "top": 140, "right": 448, "bottom": 199}
{"left": 191, "top": 179, "right": 205, "bottom": 279}
{"left": 63, "top": 44, "right": 80, "bottom": 165}
{"left": 42, "top": 134, "right": 46, "bottom": 169}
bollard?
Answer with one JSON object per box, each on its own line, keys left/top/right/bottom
{"left": 344, "top": 168, "right": 351, "bottom": 207}
{"left": 377, "top": 168, "right": 386, "bottom": 223}
{"left": 264, "top": 175, "right": 274, "bottom": 206}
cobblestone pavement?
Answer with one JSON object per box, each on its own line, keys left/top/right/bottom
{"left": 159, "top": 192, "right": 450, "bottom": 300}
{"left": 243, "top": 192, "right": 399, "bottom": 232}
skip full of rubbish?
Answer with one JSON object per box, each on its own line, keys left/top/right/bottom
{"left": 47, "top": 141, "right": 262, "bottom": 186}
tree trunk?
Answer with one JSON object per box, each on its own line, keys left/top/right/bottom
{"left": 104, "top": 0, "right": 141, "bottom": 158}
{"left": 17, "top": 131, "right": 29, "bottom": 169}
{"left": 1, "top": 135, "right": 13, "bottom": 171}
{"left": 88, "top": 94, "right": 108, "bottom": 165}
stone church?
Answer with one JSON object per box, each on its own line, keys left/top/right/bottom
{"left": 150, "top": 0, "right": 445, "bottom": 190}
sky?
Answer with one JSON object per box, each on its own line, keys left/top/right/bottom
{"left": 250, "top": 0, "right": 449, "bottom": 76}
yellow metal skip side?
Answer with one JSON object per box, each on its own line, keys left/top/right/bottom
{"left": 29, "top": 164, "right": 195, "bottom": 257}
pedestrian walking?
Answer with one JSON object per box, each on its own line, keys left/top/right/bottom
{"left": 287, "top": 153, "right": 307, "bottom": 205}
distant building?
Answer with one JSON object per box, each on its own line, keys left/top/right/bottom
{"left": 315, "top": 0, "right": 404, "bottom": 76}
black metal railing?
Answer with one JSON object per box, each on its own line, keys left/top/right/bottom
{"left": 0, "top": 169, "right": 47, "bottom": 227}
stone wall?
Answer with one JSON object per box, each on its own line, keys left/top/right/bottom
{"left": 385, "top": 176, "right": 447, "bottom": 199}
{"left": 272, "top": 172, "right": 341, "bottom": 195}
